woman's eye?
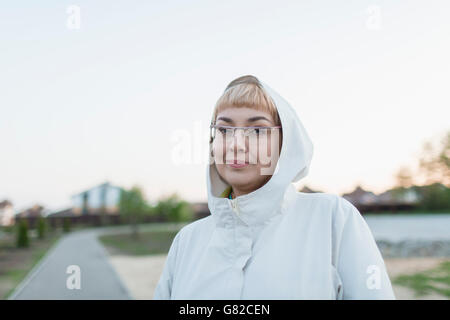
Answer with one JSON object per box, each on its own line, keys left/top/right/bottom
{"left": 218, "top": 127, "right": 227, "bottom": 134}
{"left": 245, "top": 128, "right": 258, "bottom": 136}
{"left": 257, "top": 128, "right": 270, "bottom": 137}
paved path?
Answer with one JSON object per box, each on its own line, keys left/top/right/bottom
{"left": 9, "top": 229, "right": 133, "bottom": 300}
{"left": 8, "top": 223, "right": 186, "bottom": 300}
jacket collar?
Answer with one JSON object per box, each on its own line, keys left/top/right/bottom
{"left": 207, "top": 165, "right": 298, "bottom": 228}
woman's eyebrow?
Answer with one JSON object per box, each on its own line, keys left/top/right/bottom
{"left": 216, "top": 116, "right": 233, "bottom": 123}
{"left": 247, "top": 116, "right": 271, "bottom": 123}
{"left": 216, "top": 116, "right": 272, "bottom": 124}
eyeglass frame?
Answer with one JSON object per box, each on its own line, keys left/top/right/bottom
{"left": 209, "top": 124, "right": 282, "bottom": 142}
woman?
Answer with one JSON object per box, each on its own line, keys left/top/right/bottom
{"left": 154, "top": 75, "right": 395, "bottom": 299}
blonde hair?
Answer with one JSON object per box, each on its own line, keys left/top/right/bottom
{"left": 211, "top": 75, "right": 280, "bottom": 126}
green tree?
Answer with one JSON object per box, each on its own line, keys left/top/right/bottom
{"left": 155, "top": 194, "right": 194, "bottom": 223}
{"left": 415, "top": 183, "right": 450, "bottom": 211}
{"left": 174, "top": 200, "right": 194, "bottom": 222}
{"left": 16, "top": 219, "right": 29, "bottom": 248}
{"left": 392, "top": 131, "right": 450, "bottom": 211}
{"left": 418, "top": 131, "right": 450, "bottom": 187}
{"left": 119, "top": 186, "right": 149, "bottom": 239}
{"left": 37, "top": 216, "right": 47, "bottom": 239}
{"left": 438, "top": 131, "right": 450, "bottom": 186}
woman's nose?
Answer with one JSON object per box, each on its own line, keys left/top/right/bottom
{"left": 228, "top": 130, "right": 246, "bottom": 152}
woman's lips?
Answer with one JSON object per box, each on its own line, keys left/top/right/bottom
{"left": 228, "top": 160, "right": 249, "bottom": 168}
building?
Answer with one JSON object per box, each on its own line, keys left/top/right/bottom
{"left": 299, "top": 185, "right": 323, "bottom": 193}
{"left": 46, "top": 182, "right": 124, "bottom": 228}
{"left": 0, "top": 200, "right": 15, "bottom": 226}
{"left": 342, "top": 185, "right": 421, "bottom": 213}
{"left": 342, "top": 185, "right": 378, "bottom": 206}
{"left": 16, "top": 204, "right": 45, "bottom": 218}
{"left": 377, "top": 188, "right": 421, "bottom": 205}
{"left": 15, "top": 204, "right": 46, "bottom": 228}
{"left": 71, "top": 182, "right": 122, "bottom": 215}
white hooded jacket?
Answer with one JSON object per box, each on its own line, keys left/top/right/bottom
{"left": 153, "top": 81, "right": 395, "bottom": 300}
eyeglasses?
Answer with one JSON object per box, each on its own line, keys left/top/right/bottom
{"left": 210, "top": 124, "right": 282, "bottom": 141}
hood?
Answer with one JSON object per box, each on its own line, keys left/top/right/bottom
{"left": 206, "top": 80, "right": 314, "bottom": 227}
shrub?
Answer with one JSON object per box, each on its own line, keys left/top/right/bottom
{"left": 63, "top": 217, "right": 71, "bottom": 233}
{"left": 37, "top": 216, "right": 47, "bottom": 239}
{"left": 16, "top": 219, "right": 30, "bottom": 248}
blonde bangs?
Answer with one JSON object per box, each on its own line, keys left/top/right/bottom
{"left": 212, "top": 76, "right": 280, "bottom": 126}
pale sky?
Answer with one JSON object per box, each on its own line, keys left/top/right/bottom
{"left": 1, "top": 0, "right": 449, "bottom": 212}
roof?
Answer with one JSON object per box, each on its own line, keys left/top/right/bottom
{"left": 71, "top": 181, "right": 122, "bottom": 198}
{"left": 16, "top": 204, "right": 44, "bottom": 218}
{"left": 46, "top": 208, "right": 75, "bottom": 217}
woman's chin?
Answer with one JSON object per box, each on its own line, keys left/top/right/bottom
{"left": 223, "top": 170, "right": 257, "bottom": 187}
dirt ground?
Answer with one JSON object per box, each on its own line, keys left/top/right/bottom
{"left": 107, "top": 254, "right": 449, "bottom": 300}
{"left": 108, "top": 254, "right": 167, "bottom": 300}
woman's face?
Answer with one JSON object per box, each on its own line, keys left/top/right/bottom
{"left": 212, "top": 107, "right": 282, "bottom": 195}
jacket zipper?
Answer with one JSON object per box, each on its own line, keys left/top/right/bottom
{"left": 230, "top": 198, "right": 240, "bottom": 217}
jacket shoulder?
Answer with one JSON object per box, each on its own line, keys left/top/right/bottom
{"left": 180, "top": 215, "right": 213, "bottom": 232}
{"left": 175, "top": 215, "right": 214, "bottom": 243}
{"left": 294, "top": 191, "right": 340, "bottom": 212}
{"left": 292, "top": 191, "right": 359, "bottom": 223}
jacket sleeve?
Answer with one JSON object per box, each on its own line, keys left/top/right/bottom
{"left": 335, "top": 197, "right": 396, "bottom": 300}
{"left": 153, "top": 231, "right": 181, "bottom": 300}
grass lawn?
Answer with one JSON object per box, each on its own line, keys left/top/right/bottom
{"left": 99, "top": 230, "right": 179, "bottom": 256}
{"left": 393, "top": 261, "right": 450, "bottom": 298}
{"left": 0, "top": 231, "right": 62, "bottom": 299}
